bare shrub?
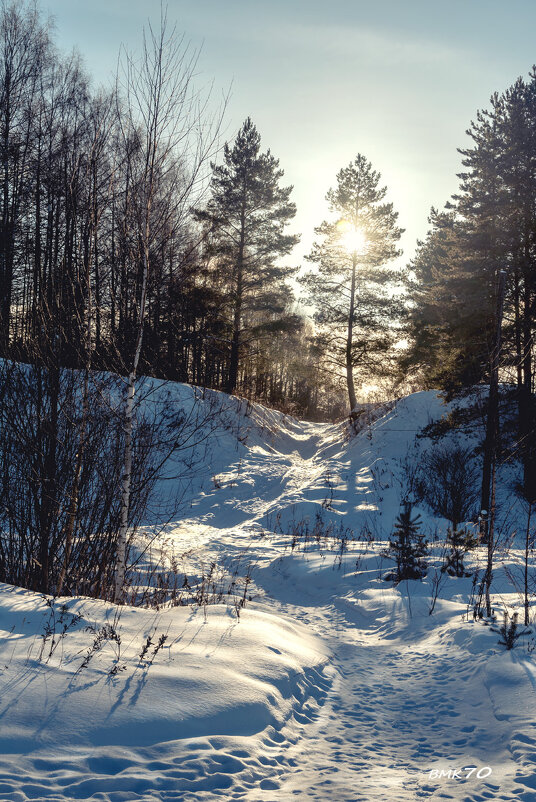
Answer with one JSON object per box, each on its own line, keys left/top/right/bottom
{"left": 419, "top": 442, "right": 480, "bottom": 530}
{"left": 0, "top": 360, "right": 157, "bottom": 597}
{"left": 0, "top": 360, "right": 230, "bottom": 602}
{"left": 274, "top": 510, "right": 374, "bottom": 571}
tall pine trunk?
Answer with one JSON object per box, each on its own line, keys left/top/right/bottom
{"left": 226, "top": 206, "right": 245, "bottom": 396}
{"left": 524, "top": 502, "right": 532, "bottom": 626}
{"left": 519, "top": 273, "right": 536, "bottom": 502}
{"left": 346, "top": 252, "right": 358, "bottom": 416}
{"left": 480, "top": 270, "right": 506, "bottom": 535}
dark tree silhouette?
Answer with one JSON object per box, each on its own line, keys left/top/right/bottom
{"left": 194, "top": 118, "right": 299, "bottom": 396}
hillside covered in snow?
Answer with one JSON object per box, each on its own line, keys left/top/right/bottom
{"left": 1, "top": 385, "right": 536, "bottom": 801}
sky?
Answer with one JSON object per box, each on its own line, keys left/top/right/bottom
{"left": 42, "top": 0, "right": 536, "bottom": 268}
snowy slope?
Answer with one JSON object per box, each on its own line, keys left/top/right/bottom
{"left": 0, "top": 586, "right": 329, "bottom": 800}
{"left": 1, "top": 385, "right": 536, "bottom": 801}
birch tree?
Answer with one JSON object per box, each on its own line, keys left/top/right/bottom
{"left": 113, "top": 11, "right": 221, "bottom": 602}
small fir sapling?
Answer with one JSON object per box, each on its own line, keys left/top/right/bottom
{"left": 442, "top": 527, "right": 477, "bottom": 577}
{"left": 383, "top": 502, "right": 428, "bottom": 582}
{"left": 493, "top": 611, "right": 531, "bottom": 650}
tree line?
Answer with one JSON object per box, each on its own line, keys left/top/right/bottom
{"left": 402, "top": 69, "right": 536, "bottom": 504}
{"left": 0, "top": 1, "right": 355, "bottom": 422}
{"left": 4, "top": 6, "right": 536, "bottom": 433}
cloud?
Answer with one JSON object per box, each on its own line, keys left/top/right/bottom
{"left": 267, "top": 21, "right": 468, "bottom": 69}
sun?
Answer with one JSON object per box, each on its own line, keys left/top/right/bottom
{"left": 336, "top": 219, "right": 367, "bottom": 254}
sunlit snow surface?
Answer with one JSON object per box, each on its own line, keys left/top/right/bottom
{"left": 1, "top": 385, "right": 536, "bottom": 801}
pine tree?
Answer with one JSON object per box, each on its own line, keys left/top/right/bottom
{"left": 194, "top": 118, "right": 299, "bottom": 396}
{"left": 405, "top": 72, "right": 536, "bottom": 500}
{"left": 384, "top": 503, "right": 428, "bottom": 582}
{"left": 300, "top": 154, "right": 403, "bottom": 416}
{"left": 400, "top": 208, "right": 494, "bottom": 395}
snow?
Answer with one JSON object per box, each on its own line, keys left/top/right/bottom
{"left": 0, "top": 585, "right": 329, "bottom": 800}
{"left": 1, "top": 384, "right": 536, "bottom": 800}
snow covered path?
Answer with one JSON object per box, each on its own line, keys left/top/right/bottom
{"left": 256, "top": 580, "right": 536, "bottom": 801}
{"left": 2, "top": 389, "right": 536, "bottom": 801}
{"left": 162, "top": 396, "right": 536, "bottom": 801}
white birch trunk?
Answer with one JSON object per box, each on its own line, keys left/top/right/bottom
{"left": 114, "top": 372, "right": 136, "bottom": 601}
{"left": 114, "top": 245, "right": 149, "bottom": 603}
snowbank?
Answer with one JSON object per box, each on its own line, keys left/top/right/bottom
{"left": 0, "top": 583, "right": 329, "bottom": 800}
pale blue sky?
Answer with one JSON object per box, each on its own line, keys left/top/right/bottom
{"left": 43, "top": 0, "right": 536, "bottom": 264}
